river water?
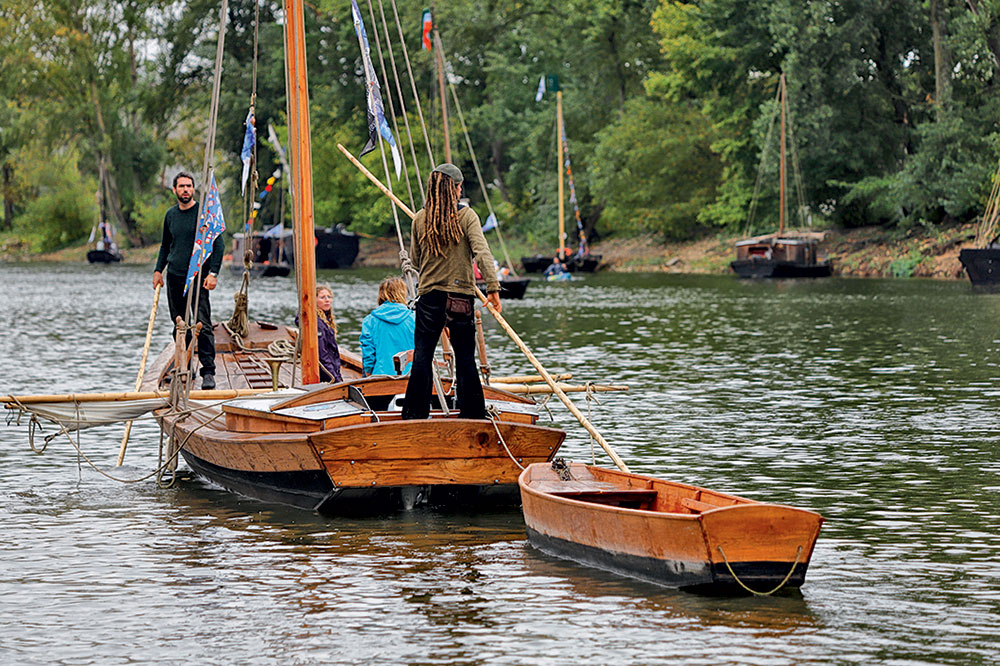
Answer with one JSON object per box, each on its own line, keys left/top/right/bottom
{"left": 1, "top": 262, "right": 998, "bottom": 665}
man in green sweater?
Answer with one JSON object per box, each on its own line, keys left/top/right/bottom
{"left": 152, "top": 172, "right": 225, "bottom": 390}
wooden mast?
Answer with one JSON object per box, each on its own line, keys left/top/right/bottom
{"left": 433, "top": 31, "right": 450, "bottom": 163}
{"left": 284, "top": 0, "right": 319, "bottom": 384}
{"left": 556, "top": 90, "right": 565, "bottom": 257}
{"left": 779, "top": 73, "right": 787, "bottom": 236}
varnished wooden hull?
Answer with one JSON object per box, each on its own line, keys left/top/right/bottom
{"left": 519, "top": 463, "right": 823, "bottom": 594}
{"left": 157, "top": 377, "right": 565, "bottom": 514}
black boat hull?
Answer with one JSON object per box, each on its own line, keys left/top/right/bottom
{"left": 87, "top": 249, "right": 122, "bottom": 264}
{"left": 181, "top": 449, "right": 521, "bottom": 515}
{"left": 525, "top": 526, "right": 810, "bottom": 594}
{"left": 478, "top": 277, "right": 531, "bottom": 299}
{"left": 731, "top": 259, "right": 832, "bottom": 279}
{"left": 959, "top": 248, "right": 1000, "bottom": 287}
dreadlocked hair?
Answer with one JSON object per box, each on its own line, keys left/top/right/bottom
{"left": 420, "top": 171, "right": 464, "bottom": 258}
{"left": 316, "top": 285, "right": 338, "bottom": 335}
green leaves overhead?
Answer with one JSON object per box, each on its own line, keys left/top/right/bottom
{"left": 5, "top": 0, "right": 1000, "bottom": 252}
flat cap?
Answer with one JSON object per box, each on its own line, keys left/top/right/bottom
{"left": 431, "top": 163, "right": 464, "bottom": 183}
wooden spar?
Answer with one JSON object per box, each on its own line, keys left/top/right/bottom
{"left": 472, "top": 287, "right": 629, "bottom": 472}
{"left": 433, "top": 30, "right": 450, "bottom": 163}
{"left": 2, "top": 388, "right": 269, "bottom": 406}
{"left": 779, "top": 73, "right": 786, "bottom": 236}
{"left": 284, "top": 0, "right": 319, "bottom": 384}
{"left": 116, "top": 283, "right": 161, "bottom": 466}
{"left": 335, "top": 142, "right": 629, "bottom": 472}
{"left": 498, "top": 383, "right": 628, "bottom": 395}
{"left": 557, "top": 90, "right": 565, "bottom": 257}
{"left": 491, "top": 373, "right": 572, "bottom": 384}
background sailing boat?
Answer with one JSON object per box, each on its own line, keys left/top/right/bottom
{"left": 730, "top": 74, "right": 831, "bottom": 279}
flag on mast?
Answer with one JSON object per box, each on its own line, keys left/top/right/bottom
{"left": 183, "top": 173, "right": 226, "bottom": 296}
{"left": 351, "top": 0, "right": 402, "bottom": 179}
{"left": 240, "top": 108, "right": 255, "bottom": 196}
{"left": 535, "top": 74, "right": 546, "bottom": 102}
{"left": 421, "top": 9, "right": 433, "bottom": 51}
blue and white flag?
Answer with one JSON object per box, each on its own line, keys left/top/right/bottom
{"left": 482, "top": 212, "right": 498, "bottom": 232}
{"left": 351, "top": 0, "right": 401, "bottom": 179}
{"left": 240, "top": 108, "right": 256, "bottom": 196}
{"left": 535, "top": 74, "right": 546, "bottom": 102}
{"left": 184, "top": 173, "right": 226, "bottom": 296}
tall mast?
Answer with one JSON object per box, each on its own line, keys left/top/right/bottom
{"left": 779, "top": 73, "right": 786, "bottom": 236}
{"left": 557, "top": 90, "right": 565, "bottom": 257}
{"left": 284, "top": 0, "right": 319, "bottom": 384}
{"left": 433, "top": 31, "right": 451, "bottom": 163}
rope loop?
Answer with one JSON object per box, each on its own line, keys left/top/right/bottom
{"left": 488, "top": 408, "right": 524, "bottom": 471}
{"left": 716, "top": 545, "right": 803, "bottom": 596}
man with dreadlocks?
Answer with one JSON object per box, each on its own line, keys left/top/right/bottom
{"left": 401, "top": 163, "right": 502, "bottom": 420}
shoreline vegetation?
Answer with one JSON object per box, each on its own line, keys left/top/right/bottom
{"left": 2, "top": 222, "right": 976, "bottom": 280}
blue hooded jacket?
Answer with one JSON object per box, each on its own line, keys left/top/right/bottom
{"left": 360, "top": 301, "right": 416, "bottom": 375}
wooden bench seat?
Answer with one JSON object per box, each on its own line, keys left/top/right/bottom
{"left": 551, "top": 488, "right": 659, "bottom": 508}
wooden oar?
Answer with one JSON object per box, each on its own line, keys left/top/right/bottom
{"left": 337, "top": 142, "right": 630, "bottom": 472}
{"left": 2, "top": 388, "right": 268, "bottom": 406}
{"left": 116, "top": 283, "right": 160, "bottom": 466}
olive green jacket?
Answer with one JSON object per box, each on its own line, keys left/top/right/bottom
{"left": 410, "top": 206, "right": 500, "bottom": 296}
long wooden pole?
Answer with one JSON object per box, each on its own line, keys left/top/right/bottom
{"left": 556, "top": 90, "right": 565, "bottom": 257}
{"left": 336, "top": 142, "right": 629, "bottom": 472}
{"left": 779, "top": 73, "right": 786, "bottom": 236}
{"left": 433, "top": 30, "right": 450, "bottom": 163}
{"left": 3, "top": 388, "right": 268, "bottom": 406}
{"left": 284, "top": 0, "right": 320, "bottom": 384}
{"left": 116, "top": 284, "right": 161, "bottom": 465}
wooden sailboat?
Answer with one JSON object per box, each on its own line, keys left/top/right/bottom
{"left": 959, "top": 159, "right": 1000, "bottom": 287}
{"left": 521, "top": 85, "right": 601, "bottom": 274}
{"left": 519, "top": 461, "right": 824, "bottom": 594}
{"left": 731, "top": 74, "right": 831, "bottom": 279}
{"left": 144, "top": 0, "right": 565, "bottom": 514}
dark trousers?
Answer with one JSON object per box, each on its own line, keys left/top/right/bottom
{"left": 165, "top": 271, "right": 216, "bottom": 377}
{"left": 401, "top": 290, "right": 485, "bottom": 420}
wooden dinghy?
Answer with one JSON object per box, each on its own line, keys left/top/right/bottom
{"left": 519, "top": 461, "right": 823, "bottom": 594}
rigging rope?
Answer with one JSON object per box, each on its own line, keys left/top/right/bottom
{"left": 389, "top": 0, "right": 435, "bottom": 180}
{"left": 447, "top": 79, "right": 518, "bottom": 275}
{"left": 744, "top": 81, "right": 782, "bottom": 237}
{"left": 365, "top": 0, "right": 415, "bottom": 212}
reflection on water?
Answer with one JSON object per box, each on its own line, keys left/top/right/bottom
{"left": 2, "top": 263, "right": 999, "bottom": 664}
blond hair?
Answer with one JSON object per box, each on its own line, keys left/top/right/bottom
{"left": 377, "top": 277, "right": 407, "bottom": 305}
{"left": 316, "top": 284, "right": 337, "bottom": 335}
{"left": 420, "top": 171, "right": 464, "bottom": 258}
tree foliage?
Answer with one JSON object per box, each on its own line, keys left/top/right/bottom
{"left": 4, "top": 0, "right": 1000, "bottom": 252}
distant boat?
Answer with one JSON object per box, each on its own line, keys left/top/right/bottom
{"left": 731, "top": 73, "right": 831, "bottom": 279}
{"left": 959, "top": 160, "right": 1000, "bottom": 287}
{"left": 732, "top": 233, "right": 831, "bottom": 278}
{"left": 520, "top": 84, "right": 601, "bottom": 274}
{"left": 246, "top": 224, "right": 360, "bottom": 270}
{"left": 227, "top": 228, "right": 292, "bottom": 277}
{"left": 478, "top": 276, "right": 531, "bottom": 299}
{"left": 519, "top": 461, "right": 824, "bottom": 594}
{"left": 86, "top": 219, "right": 122, "bottom": 263}
{"left": 959, "top": 246, "right": 1000, "bottom": 287}
{"left": 87, "top": 248, "right": 122, "bottom": 264}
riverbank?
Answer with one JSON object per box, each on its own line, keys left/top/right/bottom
{"left": 8, "top": 222, "right": 977, "bottom": 279}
